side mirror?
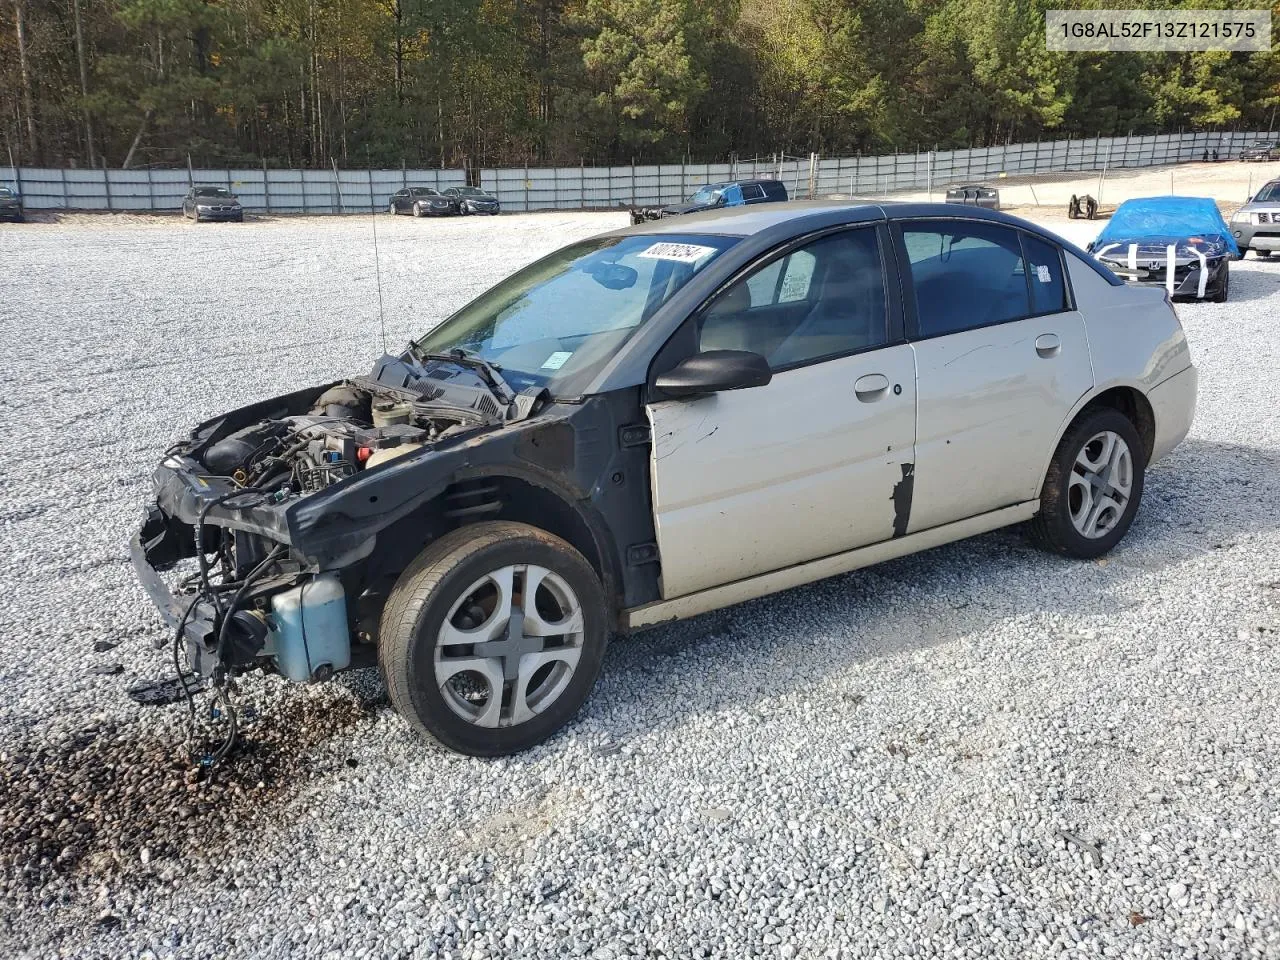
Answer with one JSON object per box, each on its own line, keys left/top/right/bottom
{"left": 654, "top": 350, "right": 772, "bottom": 398}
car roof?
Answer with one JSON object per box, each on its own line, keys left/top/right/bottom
{"left": 609, "top": 199, "right": 1065, "bottom": 238}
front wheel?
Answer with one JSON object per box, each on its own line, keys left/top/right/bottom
{"left": 412, "top": 202, "right": 424, "bottom": 217}
{"left": 1029, "top": 409, "right": 1146, "bottom": 559}
{"left": 1211, "top": 260, "right": 1229, "bottom": 302}
{"left": 379, "top": 522, "right": 609, "bottom": 756}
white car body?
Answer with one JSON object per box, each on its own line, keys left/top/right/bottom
{"left": 624, "top": 205, "right": 1196, "bottom": 626}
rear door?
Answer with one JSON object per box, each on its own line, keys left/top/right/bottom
{"left": 895, "top": 219, "right": 1094, "bottom": 532}
{"left": 646, "top": 224, "right": 917, "bottom": 599}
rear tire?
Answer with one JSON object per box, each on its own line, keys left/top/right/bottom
{"left": 1030, "top": 408, "right": 1146, "bottom": 559}
{"left": 379, "top": 522, "right": 609, "bottom": 756}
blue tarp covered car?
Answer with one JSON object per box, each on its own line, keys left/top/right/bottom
{"left": 1087, "top": 196, "right": 1235, "bottom": 302}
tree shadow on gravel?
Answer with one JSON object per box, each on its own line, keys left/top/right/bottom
{"left": 591, "top": 436, "right": 1280, "bottom": 740}
{"left": 0, "top": 688, "right": 378, "bottom": 897}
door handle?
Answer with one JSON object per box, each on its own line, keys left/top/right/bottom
{"left": 1035, "top": 333, "right": 1061, "bottom": 358}
{"left": 854, "top": 373, "right": 890, "bottom": 401}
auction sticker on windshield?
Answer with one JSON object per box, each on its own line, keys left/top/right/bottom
{"left": 541, "top": 351, "right": 573, "bottom": 370}
{"left": 637, "top": 242, "right": 718, "bottom": 263}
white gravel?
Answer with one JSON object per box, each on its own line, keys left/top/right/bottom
{"left": 0, "top": 211, "right": 1278, "bottom": 960}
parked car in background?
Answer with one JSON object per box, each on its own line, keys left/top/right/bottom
{"left": 945, "top": 184, "right": 1001, "bottom": 210}
{"left": 631, "top": 179, "right": 787, "bottom": 224}
{"left": 1230, "top": 178, "right": 1280, "bottom": 258}
{"left": 0, "top": 186, "right": 23, "bottom": 222}
{"left": 1088, "top": 196, "right": 1236, "bottom": 302}
{"left": 182, "top": 185, "right": 244, "bottom": 222}
{"left": 134, "top": 201, "right": 1195, "bottom": 756}
{"left": 1239, "top": 140, "right": 1280, "bottom": 162}
{"left": 444, "top": 186, "right": 500, "bottom": 215}
{"left": 389, "top": 187, "right": 458, "bottom": 217}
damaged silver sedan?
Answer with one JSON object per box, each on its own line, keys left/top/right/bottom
{"left": 134, "top": 202, "right": 1197, "bottom": 756}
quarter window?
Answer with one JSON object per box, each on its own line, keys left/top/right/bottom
{"left": 1021, "top": 233, "right": 1069, "bottom": 314}
{"left": 901, "top": 221, "right": 1031, "bottom": 336}
{"left": 698, "top": 227, "right": 888, "bottom": 369}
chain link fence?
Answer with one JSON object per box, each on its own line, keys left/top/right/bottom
{"left": 3, "top": 130, "right": 1274, "bottom": 215}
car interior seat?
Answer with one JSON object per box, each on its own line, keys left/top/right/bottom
{"left": 768, "top": 236, "right": 885, "bottom": 367}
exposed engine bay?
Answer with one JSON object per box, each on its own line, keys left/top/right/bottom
{"left": 132, "top": 347, "right": 552, "bottom": 765}
{"left": 200, "top": 380, "right": 477, "bottom": 493}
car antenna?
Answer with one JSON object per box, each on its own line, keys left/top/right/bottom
{"left": 366, "top": 147, "right": 388, "bottom": 354}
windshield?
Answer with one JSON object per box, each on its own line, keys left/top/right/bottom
{"left": 1253, "top": 182, "right": 1280, "bottom": 202}
{"left": 194, "top": 187, "right": 231, "bottom": 198}
{"left": 410, "top": 188, "right": 440, "bottom": 197}
{"left": 689, "top": 185, "right": 725, "bottom": 205}
{"left": 455, "top": 187, "right": 486, "bottom": 196}
{"left": 0, "top": 188, "right": 14, "bottom": 199}
{"left": 416, "top": 233, "right": 738, "bottom": 396}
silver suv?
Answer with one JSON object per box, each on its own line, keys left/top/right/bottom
{"left": 1231, "top": 179, "right": 1280, "bottom": 258}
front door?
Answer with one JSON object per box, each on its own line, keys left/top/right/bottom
{"left": 646, "top": 224, "right": 917, "bottom": 599}
{"left": 895, "top": 219, "right": 1094, "bottom": 532}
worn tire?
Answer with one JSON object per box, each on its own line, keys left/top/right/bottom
{"left": 378, "top": 521, "right": 609, "bottom": 756}
{"left": 1029, "top": 408, "right": 1146, "bottom": 559}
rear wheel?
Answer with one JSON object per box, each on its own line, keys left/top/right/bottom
{"left": 389, "top": 202, "right": 398, "bottom": 215}
{"left": 1030, "top": 408, "right": 1146, "bottom": 559}
{"left": 379, "top": 522, "right": 609, "bottom": 756}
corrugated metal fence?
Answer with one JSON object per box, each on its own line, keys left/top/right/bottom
{"left": 2, "top": 130, "right": 1272, "bottom": 214}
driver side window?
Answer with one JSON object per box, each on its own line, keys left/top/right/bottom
{"left": 698, "top": 227, "right": 888, "bottom": 370}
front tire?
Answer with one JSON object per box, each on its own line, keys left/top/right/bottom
{"left": 1211, "top": 260, "right": 1230, "bottom": 302}
{"left": 1030, "top": 409, "right": 1146, "bottom": 559}
{"left": 379, "top": 522, "right": 609, "bottom": 756}
{"left": 412, "top": 201, "right": 424, "bottom": 218}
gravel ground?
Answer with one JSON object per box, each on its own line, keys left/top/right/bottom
{"left": 0, "top": 211, "right": 1277, "bottom": 960}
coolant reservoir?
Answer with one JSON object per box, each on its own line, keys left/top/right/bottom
{"left": 364, "top": 442, "right": 423, "bottom": 469}
{"left": 268, "top": 574, "right": 351, "bottom": 682}
{"left": 371, "top": 399, "right": 412, "bottom": 428}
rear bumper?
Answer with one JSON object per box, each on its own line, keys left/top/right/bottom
{"left": 1148, "top": 365, "right": 1197, "bottom": 465}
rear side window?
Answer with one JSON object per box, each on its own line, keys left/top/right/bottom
{"left": 741, "top": 183, "right": 766, "bottom": 201}
{"left": 1021, "top": 233, "right": 1069, "bottom": 314}
{"left": 901, "top": 221, "right": 1031, "bottom": 336}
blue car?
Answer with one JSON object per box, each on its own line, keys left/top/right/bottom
{"left": 631, "top": 179, "right": 788, "bottom": 224}
{"left": 1087, "top": 196, "right": 1235, "bottom": 302}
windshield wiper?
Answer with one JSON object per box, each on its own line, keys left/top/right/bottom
{"left": 408, "top": 345, "right": 516, "bottom": 406}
